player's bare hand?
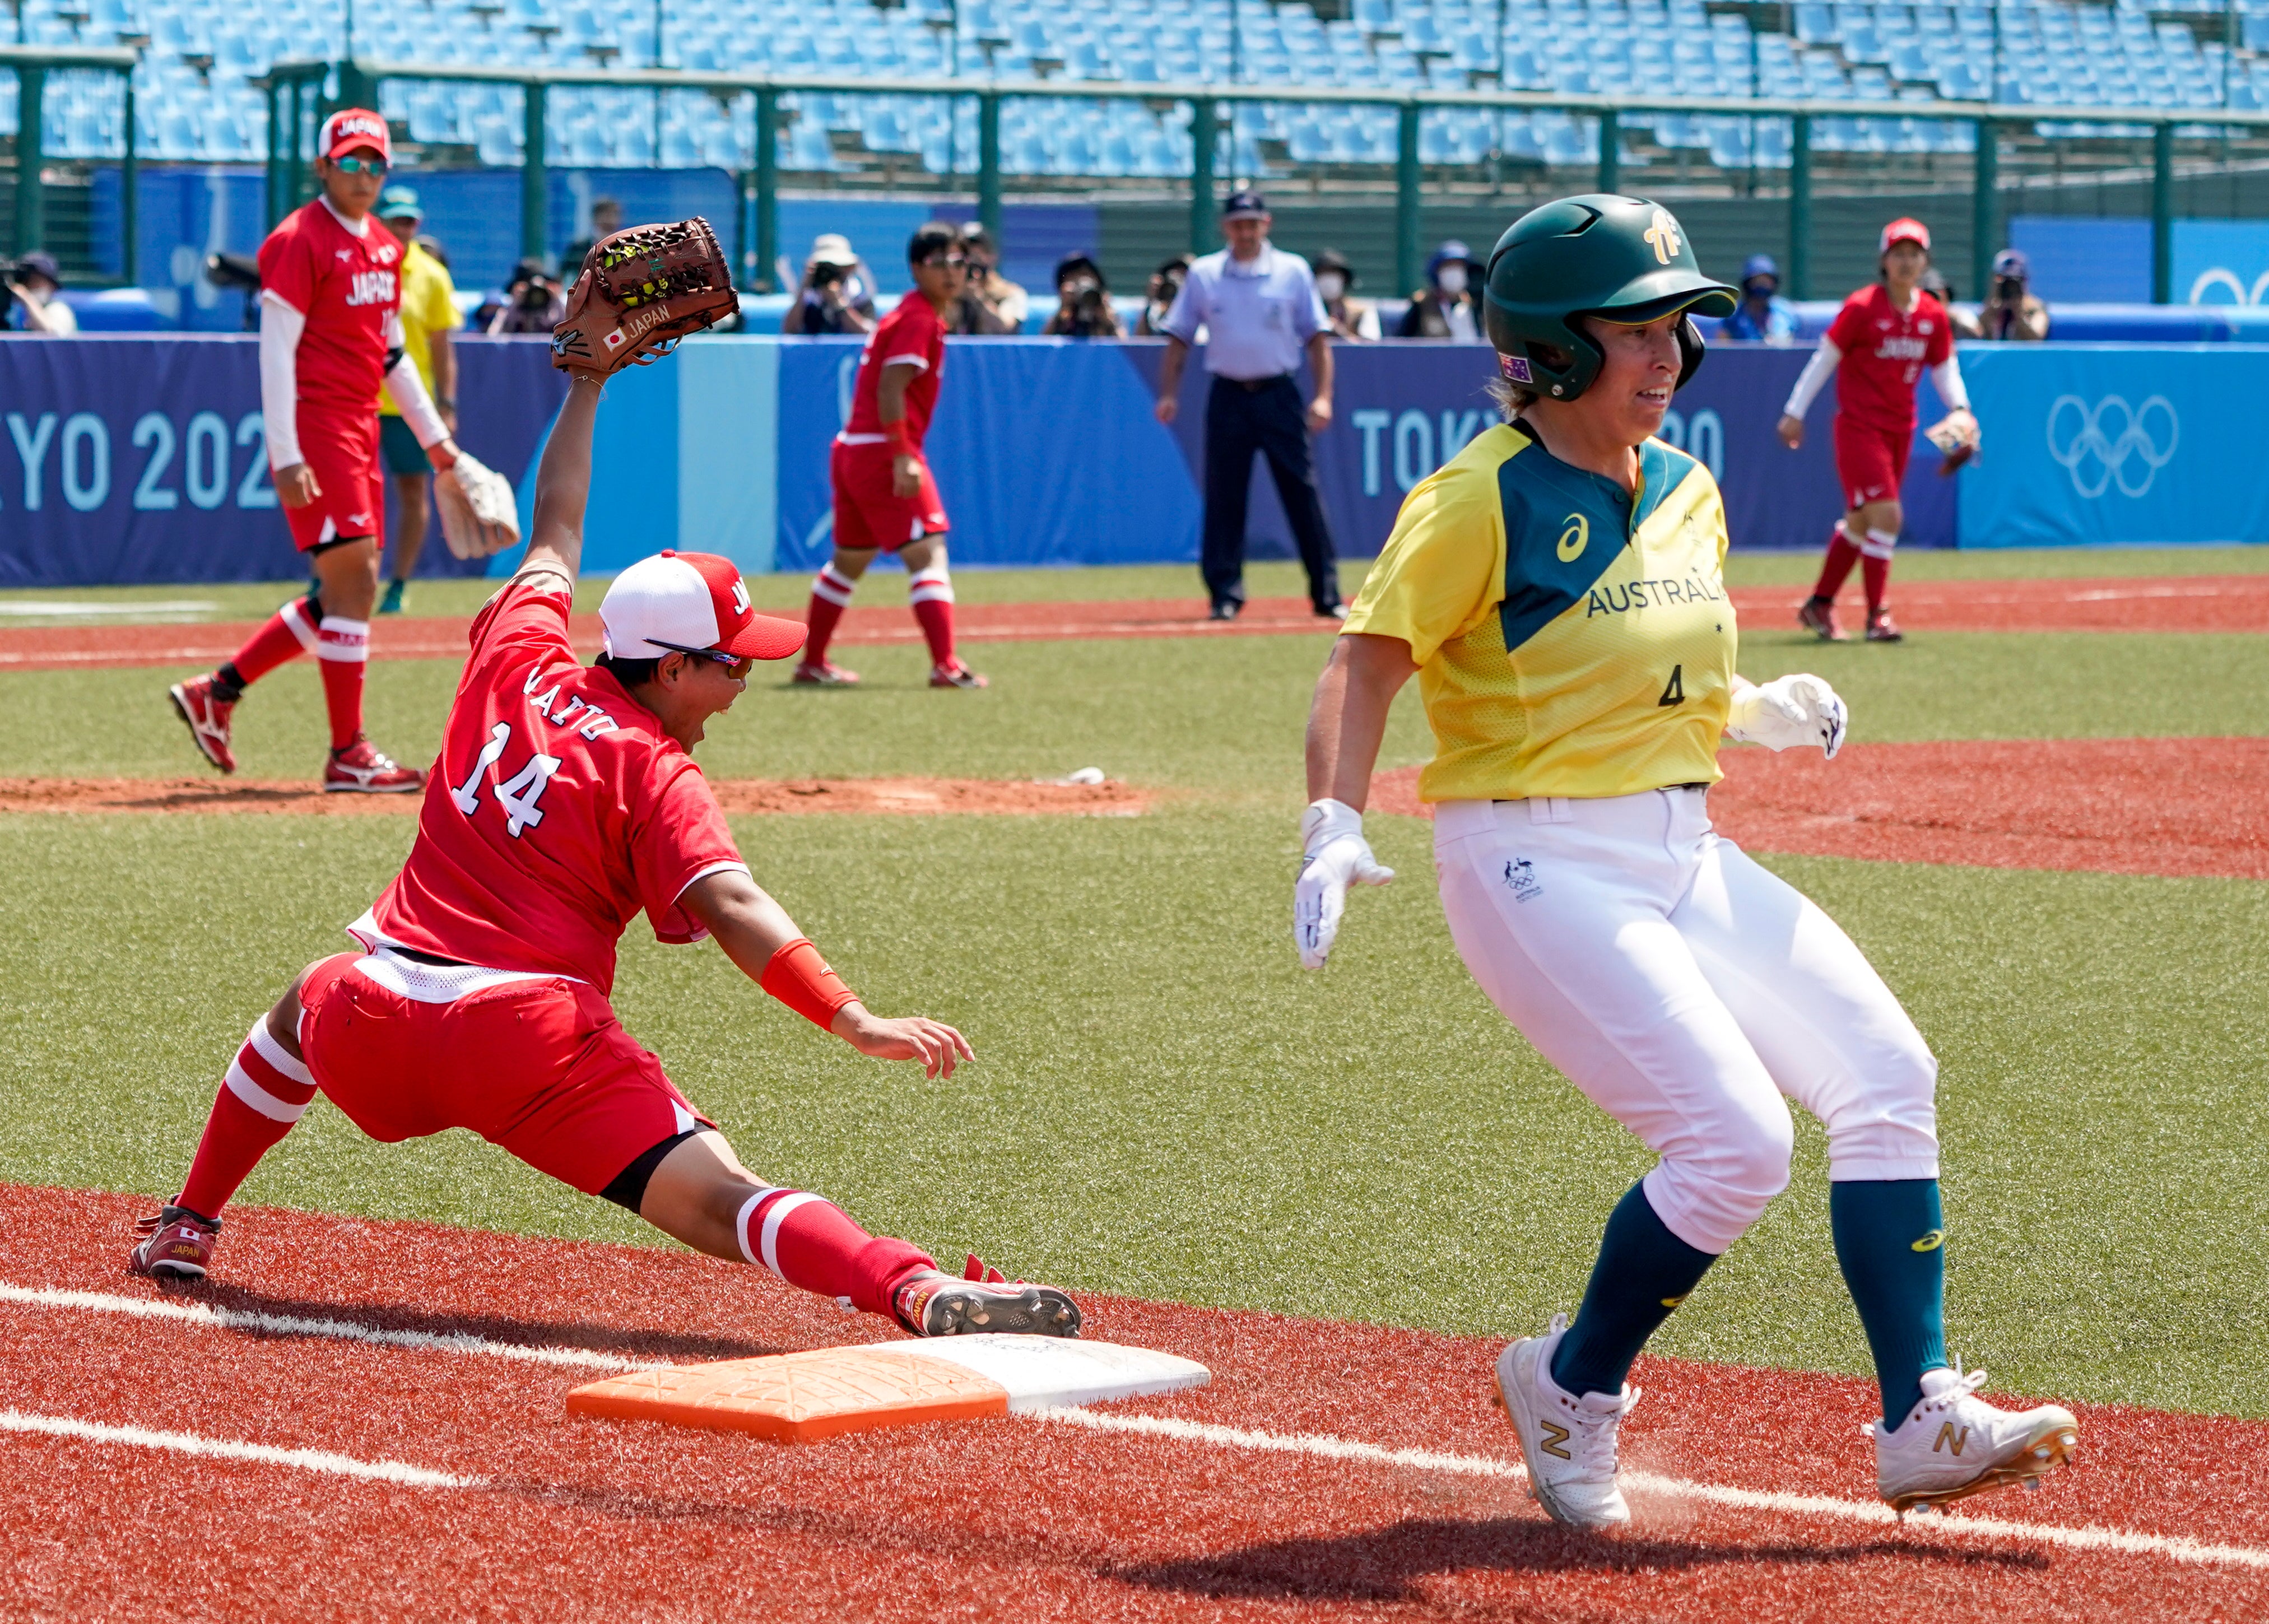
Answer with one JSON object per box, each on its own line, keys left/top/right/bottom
{"left": 890, "top": 454, "right": 922, "bottom": 498}
{"left": 1306, "top": 394, "right": 1334, "bottom": 432}
{"left": 832, "top": 1006, "right": 974, "bottom": 1079}
{"left": 274, "top": 463, "right": 321, "bottom": 508}
{"left": 428, "top": 438, "right": 461, "bottom": 473}
{"left": 1776, "top": 413, "right": 1804, "bottom": 450}
{"left": 1155, "top": 394, "right": 1179, "bottom": 425}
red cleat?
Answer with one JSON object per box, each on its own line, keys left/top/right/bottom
{"left": 168, "top": 675, "right": 238, "bottom": 774}
{"left": 928, "top": 662, "right": 989, "bottom": 690}
{"left": 324, "top": 737, "right": 425, "bottom": 794}
{"left": 890, "top": 1254, "right": 1081, "bottom": 1337}
{"left": 791, "top": 661, "right": 862, "bottom": 687}
{"left": 129, "top": 1206, "right": 221, "bottom": 1280}
{"left": 1866, "top": 609, "right": 1905, "bottom": 643}
{"left": 1797, "top": 597, "right": 1848, "bottom": 643}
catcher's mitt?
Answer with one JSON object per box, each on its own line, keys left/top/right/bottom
{"left": 434, "top": 450, "right": 521, "bottom": 560}
{"left": 1926, "top": 415, "right": 1980, "bottom": 475}
{"left": 551, "top": 217, "right": 739, "bottom": 376}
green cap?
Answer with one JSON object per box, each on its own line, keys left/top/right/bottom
{"left": 1484, "top": 194, "right": 1737, "bottom": 403}
{"left": 377, "top": 184, "right": 422, "bottom": 222}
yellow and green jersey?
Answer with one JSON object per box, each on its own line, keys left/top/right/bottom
{"left": 1342, "top": 420, "right": 1736, "bottom": 803}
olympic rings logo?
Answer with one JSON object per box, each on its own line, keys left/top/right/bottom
{"left": 2045, "top": 394, "right": 2179, "bottom": 499}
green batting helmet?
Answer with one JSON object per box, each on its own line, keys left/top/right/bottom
{"left": 1484, "top": 194, "right": 1737, "bottom": 403}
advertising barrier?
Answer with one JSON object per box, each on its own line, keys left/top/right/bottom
{"left": 1, "top": 336, "right": 2252, "bottom": 587}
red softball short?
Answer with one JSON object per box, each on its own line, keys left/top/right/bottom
{"left": 1833, "top": 416, "right": 1912, "bottom": 512}
{"left": 830, "top": 439, "right": 948, "bottom": 552}
{"left": 297, "top": 951, "right": 712, "bottom": 1197}
{"left": 282, "top": 410, "right": 387, "bottom": 553}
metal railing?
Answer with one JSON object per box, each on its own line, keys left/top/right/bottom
{"left": 0, "top": 44, "right": 141, "bottom": 278}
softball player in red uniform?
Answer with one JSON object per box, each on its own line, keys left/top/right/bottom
{"left": 1777, "top": 218, "right": 1979, "bottom": 644}
{"left": 1299, "top": 195, "right": 2074, "bottom": 1529}
{"left": 796, "top": 222, "right": 987, "bottom": 690}
{"left": 133, "top": 360, "right": 1080, "bottom": 1342}
{"left": 168, "top": 110, "right": 467, "bottom": 792}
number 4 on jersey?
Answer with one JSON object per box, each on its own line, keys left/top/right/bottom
{"left": 1658, "top": 664, "right": 1685, "bottom": 706}
{"left": 452, "top": 720, "right": 561, "bottom": 838}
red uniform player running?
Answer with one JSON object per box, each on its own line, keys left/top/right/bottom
{"left": 1777, "top": 217, "right": 1980, "bottom": 644}
{"left": 168, "top": 110, "right": 468, "bottom": 792}
{"left": 796, "top": 222, "right": 988, "bottom": 690}
{"left": 132, "top": 356, "right": 1082, "bottom": 1343}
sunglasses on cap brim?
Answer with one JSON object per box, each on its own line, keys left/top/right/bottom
{"left": 648, "top": 640, "right": 753, "bottom": 676}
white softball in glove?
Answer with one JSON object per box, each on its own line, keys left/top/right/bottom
{"left": 1294, "top": 798, "right": 1395, "bottom": 970}
{"left": 1726, "top": 673, "right": 1847, "bottom": 760}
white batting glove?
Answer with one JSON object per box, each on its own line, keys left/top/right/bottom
{"left": 1726, "top": 674, "right": 1848, "bottom": 760}
{"left": 1294, "top": 798, "right": 1395, "bottom": 970}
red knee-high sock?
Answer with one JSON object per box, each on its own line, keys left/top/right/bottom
{"left": 737, "top": 1187, "right": 933, "bottom": 1316}
{"left": 908, "top": 563, "right": 956, "bottom": 669}
{"left": 176, "top": 1020, "right": 318, "bottom": 1220}
{"left": 315, "top": 616, "right": 369, "bottom": 750}
{"left": 802, "top": 565, "right": 857, "bottom": 667}
{"left": 1812, "top": 523, "right": 1862, "bottom": 602}
{"left": 224, "top": 594, "right": 322, "bottom": 689}
{"left": 1861, "top": 530, "right": 1898, "bottom": 615}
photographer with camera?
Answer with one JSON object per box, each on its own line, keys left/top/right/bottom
{"left": 1136, "top": 253, "right": 1193, "bottom": 337}
{"left": 783, "top": 234, "right": 878, "bottom": 336}
{"left": 944, "top": 222, "right": 1024, "bottom": 334}
{"left": 482, "top": 260, "right": 566, "bottom": 336}
{"left": 1978, "top": 248, "right": 2049, "bottom": 341}
{"left": 5, "top": 251, "right": 78, "bottom": 334}
{"left": 1040, "top": 253, "right": 1123, "bottom": 338}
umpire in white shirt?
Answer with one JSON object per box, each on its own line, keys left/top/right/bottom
{"left": 1154, "top": 191, "right": 1343, "bottom": 621}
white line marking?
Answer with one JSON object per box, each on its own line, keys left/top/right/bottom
{"left": 1033, "top": 1408, "right": 2269, "bottom": 1572}
{"left": 0, "top": 1283, "right": 663, "bottom": 1372}
{"left": 0, "top": 1408, "right": 480, "bottom": 1489}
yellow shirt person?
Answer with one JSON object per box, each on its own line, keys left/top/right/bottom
{"left": 375, "top": 188, "right": 465, "bottom": 613}
{"left": 1342, "top": 420, "right": 1736, "bottom": 803}
{"left": 379, "top": 239, "right": 461, "bottom": 424}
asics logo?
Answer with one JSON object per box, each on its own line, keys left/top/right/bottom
{"left": 1933, "top": 1421, "right": 1969, "bottom": 1456}
{"left": 1556, "top": 513, "right": 1589, "bottom": 562}
{"left": 2047, "top": 394, "right": 2178, "bottom": 498}
{"left": 1911, "top": 1229, "right": 1945, "bottom": 1253}
{"left": 1540, "top": 1420, "right": 1573, "bottom": 1460}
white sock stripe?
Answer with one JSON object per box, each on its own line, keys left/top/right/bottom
{"left": 908, "top": 583, "right": 954, "bottom": 605}
{"left": 224, "top": 1058, "right": 311, "bottom": 1123}
{"left": 315, "top": 617, "right": 371, "bottom": 662}
{"left": 811, "top": 573, "right": 855, "bottom": 608}
{"left": 1866, "top": 528, "right": 1900, "bottom": 547}
{"left": 732, "top": 1190, "right": 769, "bottom": 1266}
{"left": 279, "top": 598, "right": 320, "bottom": 652}
{"left": 759, "top": 1192, "right": 823, "bottom": 1276}
{"left": 245, "top": 1019, "right": 314, "bottom": 1088}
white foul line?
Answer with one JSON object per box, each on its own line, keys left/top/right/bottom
{"left": 10, "top": 1282, "right": 2265, "bottom": 1571}
{"left": 1032, "top": 1408, "right": 2269, "bottom": 1573}
{"left": 0, "top": 1408, "right": 479, "bottom": 1490}
{"left": 0, "top": 1282, "right": 663, "bottom": 1372}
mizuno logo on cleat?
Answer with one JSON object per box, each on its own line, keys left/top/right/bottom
{"left": 1540, "top": 1421, "right": 1572, "bottom": 1460}
{"left": 1934, "top": 1422, "right": 1969, "bottom": 1455}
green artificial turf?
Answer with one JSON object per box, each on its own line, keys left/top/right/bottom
{"left": 2, "top": 809, "right": 2264, "bottom": 1418}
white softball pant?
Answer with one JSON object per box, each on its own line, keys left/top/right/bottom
{"left": 1434, "top": 789, "right": 1938, "bottom": 1255}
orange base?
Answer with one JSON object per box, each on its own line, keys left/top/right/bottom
{"left": 567, "top": 1346, "right": 1011, "bottom": 1443}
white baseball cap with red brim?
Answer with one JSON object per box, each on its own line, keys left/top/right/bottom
{"left": 600, "top": 551, "right": 807, "bottom": 663}
{"left": 320, "top": 108, "right": 393, "bottom": 164}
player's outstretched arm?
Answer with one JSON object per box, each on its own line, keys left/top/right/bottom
{"left": 518, "top": 374, "right": 606, "bottom": 589}
{"left": 680, "top": 869, "right": 974, "bottom": 1079}
{"left": 1295, "top": 633, "right": 1415, "bottom": 969}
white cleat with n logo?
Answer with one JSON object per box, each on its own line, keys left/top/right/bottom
{"left": 1492, "top": 1313, "right": 1638, "bottom": 1530}
{"left": 1872, "top": 1363, "right": 2080, "bottom": 1513}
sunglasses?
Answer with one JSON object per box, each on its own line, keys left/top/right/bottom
{"left": 920, "top": 254, "right": 968, "bottom": 269}
{"left": 331, "top": 154, "right": 390, "bottom": 175}
{"left": 651, "top": 641, "right": 752, "bottom": 678}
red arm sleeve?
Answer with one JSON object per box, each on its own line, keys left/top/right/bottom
{"left": 462, "top": 581, "right": 578, "bottom": 699}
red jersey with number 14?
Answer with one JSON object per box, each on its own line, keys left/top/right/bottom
{"left": 842, "top": 293, "right": 947, "bottom": 449}
{"left": 257, "top": 198, "right": 405, "bottom": 418}
{"left": 357, "top": 583, "right": 748, "bottom": 995}
{"left": 1825, "top": 283, "right": 1954, "bottom": 436}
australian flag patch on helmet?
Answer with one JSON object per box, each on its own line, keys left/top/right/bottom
{"left": 1500, "top": 353, "right": 1533, "bottom": 384}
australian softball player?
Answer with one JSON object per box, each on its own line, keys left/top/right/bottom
{"left": 1296, "top": 195, "right": 2077, "bottom": 1530}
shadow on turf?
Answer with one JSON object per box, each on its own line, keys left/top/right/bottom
{"left": 1117, "top": 1515, "right": 2049, "bottom": 1602}
{"left": 176, "top": 1279, "right": 788, "bottom": 1365}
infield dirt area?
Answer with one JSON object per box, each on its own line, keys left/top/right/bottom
{"left": 7, "top": 1187, "right": 2264, "bottom": 1622}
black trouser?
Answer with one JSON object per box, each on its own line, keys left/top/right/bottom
{"left": 1202, "top": 374, "right": 1340, "bottom": 613}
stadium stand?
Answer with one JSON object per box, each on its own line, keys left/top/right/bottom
{"left": 4, "top": 0, "right": 2268, "bottom": 179}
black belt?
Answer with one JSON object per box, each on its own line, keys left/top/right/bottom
{"left": 1215, "top": 373, "right": 1291, "bottom": 392}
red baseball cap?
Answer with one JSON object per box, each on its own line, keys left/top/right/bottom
{"left": 1880, "top": 217, "right": 1931, "bottom": 255}
{"left": 319, "top": 108, "right": 393, "bottom": 164}
{"left": 599, "top": 550, "right": 806, "bottom": 663}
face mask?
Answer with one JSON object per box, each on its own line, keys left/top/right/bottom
{"left": 1316, "top": 273, "right": 1346, "bottom": 301}
{"left": 1436, "top": 265, "right": 1469, "bottom": 296}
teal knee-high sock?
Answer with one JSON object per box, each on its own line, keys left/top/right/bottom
{"left": 1549, "top": 1181, "right": 1719, "bottom": 1398}
{"left": 1829, "top": 1178, "right": 1949, "bottom": 1428}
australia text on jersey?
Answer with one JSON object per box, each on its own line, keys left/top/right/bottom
{"left": 1583, "top": 573, "right": 1727, "bottom": 617}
